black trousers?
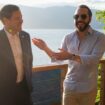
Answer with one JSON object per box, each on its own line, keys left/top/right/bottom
{"left": 15, "top": 78, "right": 33, "bottom": 105}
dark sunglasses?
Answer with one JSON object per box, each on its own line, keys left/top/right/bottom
{"left": 73, "top": 14, "right": 87, "bottom": 20}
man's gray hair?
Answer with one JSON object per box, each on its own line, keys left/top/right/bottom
{"left": 0, "top": 4, "right": 20, "bottom": 21}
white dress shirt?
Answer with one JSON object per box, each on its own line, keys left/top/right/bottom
{"left": 61, "top": 26, "right": 105, "bottom": 92}
{"left": 5, "top": 29, "right": 24, "bottom": 83}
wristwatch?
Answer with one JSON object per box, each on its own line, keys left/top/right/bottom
{"left": 71, "top": 54, "right": 76, "bottom": 60}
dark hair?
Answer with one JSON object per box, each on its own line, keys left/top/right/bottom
{"left": 78, "top": 5, "right": 92, "bottom": 17}
{"left": 0, "top": 4, "right": 20, "bottom": 21}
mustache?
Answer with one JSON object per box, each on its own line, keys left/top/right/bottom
{"left": 76, "top": 21, "right": 85, "bottom": 24}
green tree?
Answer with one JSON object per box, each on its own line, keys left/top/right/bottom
{"left": 95, "top": 10, "right": 105, "bottom": 105}
{"left": 96, "top": 10, "right": 105, "bottom": 30}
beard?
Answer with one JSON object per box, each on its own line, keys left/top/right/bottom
{"left": 76, "top": 21, "right": 90, "bottom": 32}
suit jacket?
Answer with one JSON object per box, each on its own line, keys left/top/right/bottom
{"left": 0, "top": 29, "right": 33, "bottom": 105}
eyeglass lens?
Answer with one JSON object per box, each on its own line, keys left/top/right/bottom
{"left": 73, "top": 14, "right": 87, "bottom": 20}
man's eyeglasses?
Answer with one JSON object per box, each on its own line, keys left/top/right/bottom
{"left": 73, "top": 14, "right": 87, "bottom": 20}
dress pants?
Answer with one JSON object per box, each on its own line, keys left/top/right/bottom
{"left": 15, "top": 78, "right": 33, "bottom": 105}
{"left": 62, "top": 87, "right": 97, "bottom": 105}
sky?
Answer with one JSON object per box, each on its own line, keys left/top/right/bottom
{"left": 0, "top": 0, "right": 105, "bottom": 10}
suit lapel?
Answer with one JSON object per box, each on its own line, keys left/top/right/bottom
{"left": 19, "top": 32, "right": 26, "bottom": 69}
{"left": 0, "top": 30, "right": 16, "bottom": 67}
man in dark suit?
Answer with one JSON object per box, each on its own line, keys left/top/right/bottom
{"left": 0, "top": 4, "right": 33, "bottom": 105}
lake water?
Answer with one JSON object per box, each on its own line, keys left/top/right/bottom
{"left": 25, "top": 29, "right": 73, "bottom": 66}
{"left": 25, "top": 29, "right": 105, "bottom": 66}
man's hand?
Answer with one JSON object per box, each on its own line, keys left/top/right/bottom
{"left": 52, "top": 49, "right": 71, "bottom": 60}
{"left": 32, "top": 38, "right": 47, "bottom": 50}
{"left": 32, "top": 38, "right": 55, "bottom": 58}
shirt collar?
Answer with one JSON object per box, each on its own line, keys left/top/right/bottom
{"left": 87, "top": 26, "right": 93, "bottom": 35}
{"left": 4, "top": 27, "right": 19, "bottom": 36}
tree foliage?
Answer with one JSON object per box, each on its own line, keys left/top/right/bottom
{"left": 96, "top": 10, "right": 105, "bottom": 30}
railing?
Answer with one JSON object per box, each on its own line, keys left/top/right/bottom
{"left": 32, "top": 59, "right": 105, "bottom": 105}
{"left": 32, "top": 63, "right": 68, "bottom": 105}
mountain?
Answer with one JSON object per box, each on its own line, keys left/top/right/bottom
{"left": 0, "top": 5, "right": 104, "bottom": 29}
